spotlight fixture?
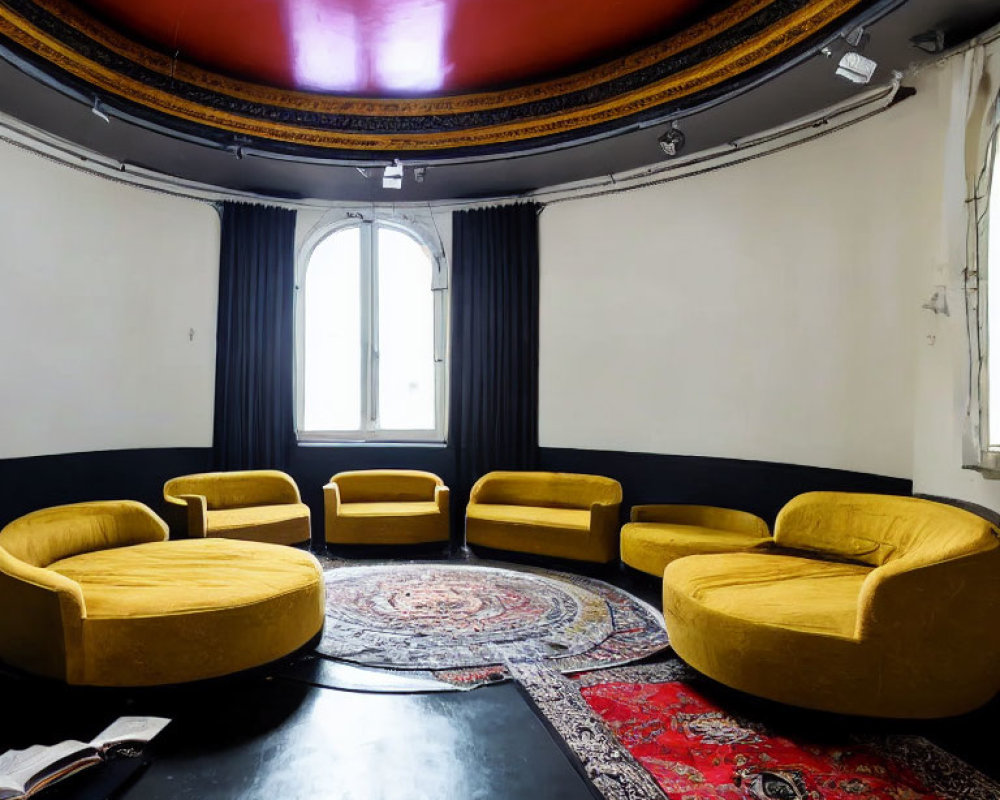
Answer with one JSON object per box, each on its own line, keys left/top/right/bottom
{"left": 843, "top": 25, "right": 869, "bottom": 50}
{"left": 413, "top": 167, "right": 426, "bottom": 184}
{"left": 835, "top": 51, "right": 877, "bottom": 84}
{"left": 911, "top": 29, "right": 945, "bottom": 54}
{"left": 657, "top": 122, "right": 685, "bottom": 158}
{"left": 91, "top": 97, "right": 110, "bottom": 124}
{"left": 382, "top": 161, "right": 403, "bottom": 190}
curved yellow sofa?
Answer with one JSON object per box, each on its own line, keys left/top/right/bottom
{"left": 0, "top": 501, "right": 325, "bottom": 686}
{"left": 164, "top": 469, "right": 310, "bottom": 545}
{"left": 466, "top": 471, "right": 623, "bottom": 563}
{"left": 663, "top": 492, "right": 1000, "bottom": 718}
{"left": 324, "top": 469, "right": 450, "bottom": 545}
{"left": 621, "top": 504, "right": 771, "bottom": 577}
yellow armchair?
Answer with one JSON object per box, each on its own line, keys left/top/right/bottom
{"left": 621, "top": 504, "right": 771, "bottom": 577}
{"left": 163, "top": 469, "right": 310, "bottom": 545}
{"left": 663, "top": 492, "right": 1000, "bottom": 718}
{"left": 465, "top": 471, "right": 623, "bottom": 563}
{"left": 0, "top": 501, "right": 324, "bottom": 686}
{"left": 324, "top": 469, "right": 449, "bottom": 545}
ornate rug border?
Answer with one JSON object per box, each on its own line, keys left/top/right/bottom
{"left": 513, "top": 660, "right": 1000, "bottom": 800}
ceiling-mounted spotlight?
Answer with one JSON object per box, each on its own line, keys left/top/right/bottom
{"left": 413, "top": 167, "right": 426, "bottom": 184}
{"left": 911, "top": 29, "right": 945, "bottom": 54}
{"left": 657, "top": 122, "right": 685, "bottom": 157}
{"left": 835, "top": 51, "right": 878, "bottom": 84}
{"left": 91, "top": 97, "right": 110, "bottom": 124}
{"left": 382, "top": 161, "right": 403, "bottom": 190}
{"left": 844, "top": 25, "right": 869, "bottom": 50}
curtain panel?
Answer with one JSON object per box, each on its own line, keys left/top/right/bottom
{"left": 213, "top": 202, "right": 297, "bottom": 470}
{"left": 449, "top": 203, "right": 541, "bottom": 523}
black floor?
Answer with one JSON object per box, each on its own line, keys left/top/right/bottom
{"left": 2, "top": 552, "right": 999, "bottom": 799}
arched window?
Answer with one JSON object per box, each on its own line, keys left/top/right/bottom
{"left": 296, "top": 219, "right": 447, "bottom": 441}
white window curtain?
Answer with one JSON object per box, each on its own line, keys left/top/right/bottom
{"left": 959, "top": 28, "right": 1000, "bottom": 471}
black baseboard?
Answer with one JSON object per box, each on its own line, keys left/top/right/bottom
{"left": 0, "top": 445, "right": 912, "bottom": 539}
{"left": 0, "top": 448, "right": 214, "bottom": 530}
{"left": 538, "top": 447, "right": 912, "bottom": 527}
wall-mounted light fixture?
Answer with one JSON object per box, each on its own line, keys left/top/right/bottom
{"left": 382, "top": 161, "right": 404, "bottom": 189}
{"left": 91, "top": 97, "right": 110, "bottom": 124}
{"left": 657, "top": 122, "right": 685, "bottom": 157}
{"left": 836, "top": 51, "right": 878, "bottom": 84}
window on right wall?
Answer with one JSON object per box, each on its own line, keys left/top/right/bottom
{"left": 970, "top": 75, "right": 1000, "bottom": 469}
{"left": 989, "top": 148, "right": 1000, "bottom": 451}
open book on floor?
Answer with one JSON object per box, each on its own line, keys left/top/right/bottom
{"left": 0, "top": 716, "right": 170, "bottom": 800}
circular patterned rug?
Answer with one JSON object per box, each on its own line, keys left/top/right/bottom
{"left": 315, "top": 562, "right": 668, "bottom": 678}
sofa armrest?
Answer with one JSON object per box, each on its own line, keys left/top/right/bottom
{"left": 590, "top": 501, "right": 622, "bottom": 537}
{"left": 175, "top": 494, "right": 208, "bottom": 538}
{"left": 323, "top": 482, "right": 342, "bottom": 512}
{"left": 0, "top": 548, "right": 86, "bottom": 681}
{"left": 435, "top": 485, "right": 450, "bottom": 516}
{"left": 856, "top": 549, "right": 1000, "bottom": 646}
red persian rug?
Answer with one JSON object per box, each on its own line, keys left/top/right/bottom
{"left": 512, "top": 661, "right": 1000, "bottom": 800}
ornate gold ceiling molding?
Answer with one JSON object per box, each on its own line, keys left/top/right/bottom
{"left": 0, "top": 0, "right": 867, "bottom": 154}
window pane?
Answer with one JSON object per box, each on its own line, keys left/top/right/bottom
{"left": 990, "top": 159, "right": 1000, "bottom": 447}
{"left": 377, "top": 226, "right": 436, "bottom": 430}
{"left": 303, "top": 227, "right": 361, "bottom": 431}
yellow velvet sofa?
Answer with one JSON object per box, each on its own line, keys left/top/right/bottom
{"left": 621, "top": 504, "right": 771, "bottom": 577}
{"left": 465, "top": 471, "right": 623, "bottom": 563}
{"left": 164, "top": 469, "right": 310, "bottom": 545}
{"left": 324, "top": 469, "right": 450, "bottom": 546}
{"left": 663, "top": 491, "right": 1000, "bottom": 718}
{"left": 0, "top": 500, "right": 324, "bottom": 686}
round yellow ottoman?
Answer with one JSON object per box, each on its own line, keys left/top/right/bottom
{"left": 0, "top": 501, "right": 325, "bottom": 686}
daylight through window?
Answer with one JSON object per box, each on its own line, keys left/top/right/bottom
{"left": 298, "top": 221, "right": 446, "bottom": 441}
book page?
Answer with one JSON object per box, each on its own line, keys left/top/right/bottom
{"left": 90, "top": 717, "right": 171, "bottom": 752}
{"left": 0, "top": 740, "right": 95, "bottom": 795}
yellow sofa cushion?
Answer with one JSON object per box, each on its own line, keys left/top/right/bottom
{"left": 337, "top": 501, "right": 441, "bottom": 518}
{"left": 333, "top": 470, "right": 442, "bottom": 503}
{"left": 666, "top": 552, "right": 869, "bottom": 638}
{"left": 466, "top": 503, "right": 591, "bottom": 530}
{"left": 0, "top": 500, "right": 167, "bottom": 567}
{"left": 471, "top": 471, "right": 621, "bottom": 509}
{"left": 621, "top": 522, "right": 772, "bottom": 577}
{"left": 49, "top": 538, "right": 320, "bottom": 618}
{"left": 205, "top": 503, "right": 310, "bottom": 546}
{"left": 49, "top": 538, "right": 324, "bottom": 686}
{"left": 774, "top": 491, "right": 996, "bottom": 568}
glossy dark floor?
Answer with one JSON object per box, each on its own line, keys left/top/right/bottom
{"left": 2, "top": 553, "right": 998, "bottom": 800}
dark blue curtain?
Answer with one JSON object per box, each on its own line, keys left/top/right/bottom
{"left": 213, "top": 202, "right": 297, "bottom": 470}
{"left": 449, "top": 203, "right": 540, "bottom": 527}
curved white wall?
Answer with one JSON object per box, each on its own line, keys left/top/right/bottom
{"left": 0, "top": 140, "right": 219, "bottom": 459}
{"left": 538, "top": 88, "right": 937, "bottom": 479}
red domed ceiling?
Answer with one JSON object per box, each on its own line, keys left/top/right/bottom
{"left": 73, "top": 0, "right": 708, "bottom": 95}
{"left": 0, "top": 0, "right": 878, "bottom": 157}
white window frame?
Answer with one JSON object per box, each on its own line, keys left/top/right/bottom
{"left": 958, "top": 33, "right": 1000, "bottom": 473}
{"left": 978, "top": 128, "right": 999, "bottom": 465}
{"left": 295, "top": 213, "right": 449, "bottom": 443}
